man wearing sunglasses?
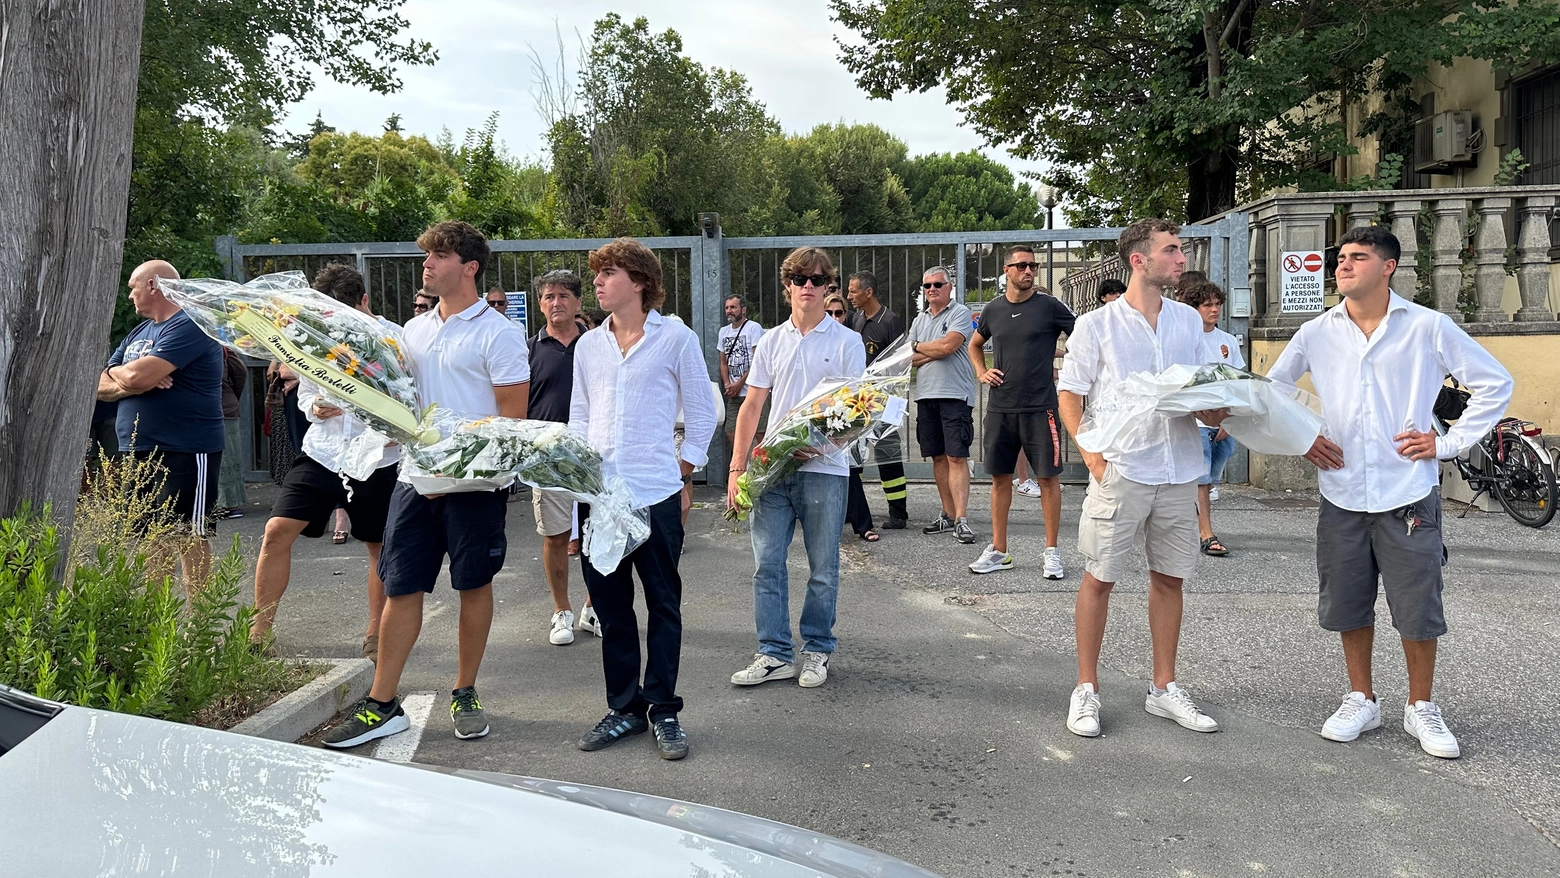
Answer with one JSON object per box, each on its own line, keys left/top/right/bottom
{"left": 966, "top": 245, "right": 1076, "bottom": 577}
{"left": 911, "top": 266, "right": 978, "bottom": 544}
{"left": 718, "top": 295, "right": 767, "bottom": 455}
{"left": 413, "top": 290, "right": 438, "bottom": 315}
{"left": 728, "top": 249, "right": 866, "bottom": 690}
{"left": 845, "top": 271, "right": 909, "bottom": 529}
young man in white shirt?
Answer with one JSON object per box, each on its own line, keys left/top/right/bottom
{"left": 325, "top": 221, "right": 531, "bottom": 749}
{"left": 719, "top": 295, "right": 767, "bottom": 452}
{"left": 249, "top": 264, "right": 401, "bottom": 659}
{"left": 1177, "top": 278, "right": 1244, "bottom": 557}
{"left": 1057, "top": 218, "right": 1229, "bottom": 739}
{"left": 1268, "top": 226, "right": 1512, "bottom": 759}
{"left": 727, "top": 247, "right": 866, "bottom": 690}
{"left": 569, "top": 238, "right": 717, "bottom": 761}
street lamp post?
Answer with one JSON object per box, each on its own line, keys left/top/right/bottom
{"left": 1037, "top": 184, "right": 1060, "bottom": 292}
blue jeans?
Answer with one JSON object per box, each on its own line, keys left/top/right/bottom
{"left": 1201, "top": 427, "right": 1236, "bottom": 486}
{"left": 750, "top": 471, "right": 847, "bottom": 662}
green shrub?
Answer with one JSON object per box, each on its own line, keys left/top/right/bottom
{"left": 0, "top": 506, "right": 300, "bottom": 725}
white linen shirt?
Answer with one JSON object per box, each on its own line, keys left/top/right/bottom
{"left": 569, "top": 310, "right": 719, "bottom": 508}
{"left": 1057, "top": 296, "right": 1207, "bottom": 485}
{"left": 297, "top": 315, "right": 402, "bottom": 473}
{"left": 1266, "top": 292, "right": 1513, "bottom": 513}
{"left": 400, "top": 298, "right": 530, "bottom": 419}
{"left": 745, "top": 313, "right": 867, "bottom": 477}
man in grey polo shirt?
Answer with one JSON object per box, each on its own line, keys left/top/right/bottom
{"left": 910, "top": 266, "right": 978, "bottom": 544}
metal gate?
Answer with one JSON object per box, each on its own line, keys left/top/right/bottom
{"left": 216, "top": 213, "right": 1248, "bottom": 487}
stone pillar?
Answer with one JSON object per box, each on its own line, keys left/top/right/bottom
{"left": 1471, "top": 196, "right": 1512, "bottom": 323}
{"left": 1430, "top": 199, "right": 1467, "bottom": 322}
{"left": 1387, "top": 200, "right": 1421, "bottom": 300}
{"left": 1250, "top": 212, "right": 1270, "bottom": 320}
{"left": 1346, "top": 201, "right": 1379, "bottom": 229}
{"left": 1262, "top": 199, "right": 1336, "bottom": 325}
{"left": 1516, "top": 195, "right": 1556, "bottom": 322}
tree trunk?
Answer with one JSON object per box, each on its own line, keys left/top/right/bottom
{"left": 0, "top": 1, "right": 146, "bottom": 528}
{"left": 1186, "top": 143, "right": 1241, "bottom": 222}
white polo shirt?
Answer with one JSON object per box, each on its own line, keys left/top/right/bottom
{"left": 401, "top": 298, "right": 530, "bottom": 420}
{"left": 1057, "top": 296, "right": 1207, "bottom": 485}
{"left": 746, "top": 313, "right": 866, "bottom": 477}
{"left": 1267, "top": 291, "right": 1512, "bottom": 513}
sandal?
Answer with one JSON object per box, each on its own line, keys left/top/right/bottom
{"left": 858, "top": 530, "right": 880, "bottom": 542}
{"left": 1200, "top": 536, "right": 1229, "bottom": 556}
{"left": 332, "top": 530, "right": 349, "bottom": 545}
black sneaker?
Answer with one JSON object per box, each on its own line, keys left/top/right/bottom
{"left": 322, "top": 697, "right": 409, "bottom": 749}
{"left": 881, "top": 517, "right": 908, "bottom": 530}
{"left": 222, "top": 507, "right": 245, "bottom": 520}
{"left": 578, "top": 711, "right": 648, "bottom": 751}
{"left": 653, "top": 716, "right": 689, "bottom": 760}
{"left": 922, "top": 514, "right": 955, "bottom": 535}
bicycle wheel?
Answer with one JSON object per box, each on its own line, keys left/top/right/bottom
{"left": 1492, "top": 432, "right": 1558, "bottom": 528}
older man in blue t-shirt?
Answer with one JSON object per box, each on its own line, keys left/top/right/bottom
{"left": 97, "top": 259, "right": 225, "bottom": 596}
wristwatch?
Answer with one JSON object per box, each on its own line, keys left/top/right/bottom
{"left": 911, "top": 340, "right": 919, "bottom": 354}
{"left": 681, "top": 473, "right": 693, "bottom": 484}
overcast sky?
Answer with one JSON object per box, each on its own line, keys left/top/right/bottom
{"left": 282, "top": 0, "right": 1050, "bottom": 185}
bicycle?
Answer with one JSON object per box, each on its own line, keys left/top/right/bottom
{"left": 1434, "top": 382, "right": 1557, "bottom": 528}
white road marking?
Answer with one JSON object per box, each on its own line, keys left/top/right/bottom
{"left": 374, "top": 692, "right": 435, "bottom": 763}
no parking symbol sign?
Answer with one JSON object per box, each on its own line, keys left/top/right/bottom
{"left": 1280, "top": 250, "right": 1325, "bottom": 313}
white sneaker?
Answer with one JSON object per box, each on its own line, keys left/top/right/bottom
{"left": 1320, "top": 691, "right": 1381, "bottom": 742}
{"left": 549, "top": 610, "right": 576, "bottom": 645}
{"left": 1404, "top": 700, "right": 1461, "bottom": 758}
{"left": 1067, "top": 683, "right": 1102, "bottom": 737}
{"left": 798, "top": 651, "right": 830, "bottom": 688}
{"left": 731, "top": 653, "right": 797, "bottom": 686}
{"left": 1042, "top": 546, "right": 1064, "bottom": 580}
{"left": 576, "top": 605, "right": 602, "bottom": 637}
{"left": 1014, "top": 478, "right": 1041, "bottom": 497}
{"left": 968, "top": 543, "right": 1013, "bottom": 574}
{"left": 1209, "top": 486, "right": 1220, "bottom": 501}
{"left": 1144, "top": 682, "right": 1220, "bottom": 732}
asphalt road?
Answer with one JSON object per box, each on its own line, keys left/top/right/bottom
{"left": 227, "top": 478, "right": 1560, "bottom": 877}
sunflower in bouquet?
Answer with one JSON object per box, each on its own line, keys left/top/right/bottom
{"left": 727, "top": 382, "right": 893, "bottom": 520}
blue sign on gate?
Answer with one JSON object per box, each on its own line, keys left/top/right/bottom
{"left": 504, "top": 291, "right": 527, "bottom": 330}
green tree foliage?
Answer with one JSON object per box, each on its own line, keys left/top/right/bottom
{"left": 831, "top": 0, "right": 1560, "bottom": 224}
{"left": 792, "top": 123, "right": 916, "bottom": 235}
{"left": 901, "top": 151, "right": 1041, "bottom": 232}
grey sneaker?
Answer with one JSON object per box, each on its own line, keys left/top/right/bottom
{"left": 798, "top": 651, "right": 830, "bottom": 688}
{"left": 968, "top": 543, "right": 1013, "bottom": 574}
{"left": 922, "top": 513, "right": 955, "bottom": 535}
{"left": 953, "top": 517, "right": 977, "bottom": 544}
{"left": 653, "top": 716, "right": 689, "bottom": 760}
{"left": 731, "top": 653, "right": 797, "bottom": 686}
{"left": 450, "top": 687, "right": 489, "bottom": 740}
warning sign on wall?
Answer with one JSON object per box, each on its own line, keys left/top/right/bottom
{"left": 1279, "top": 251, "right": 1325, "bottom": 313}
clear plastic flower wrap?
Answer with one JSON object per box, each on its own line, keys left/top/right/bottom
{"left": 156, "top": 271, "right": 434, "bottom": 446}
{"left": 1076, "top": 363, "right": 1326, "bottom": 457}
{"left": 727, "top": 339, "right": 912, "bottom": 520}
{"left": 401, "top": 410, "right": 650, "bottom": 573}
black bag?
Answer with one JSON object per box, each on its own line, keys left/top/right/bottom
{"left": 1434, "top": 381, "right": 1470, "bottom": 422}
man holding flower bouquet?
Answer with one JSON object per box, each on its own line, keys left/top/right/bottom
{"left": 569, "top": 238, "right": 718, "bottom": 760}
{"left": 325, "top": 221, "right": 531, "bottom": 749}
{"left": 727, "top": 248, "right": 866, "bottom": 690}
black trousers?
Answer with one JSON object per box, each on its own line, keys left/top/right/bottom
{"left": 581, "top": 494, "right": 685, "bottom": 720}
{"left": 845, "top": 467, "right": 874, "bottom": 535}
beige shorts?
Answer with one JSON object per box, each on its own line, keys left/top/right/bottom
{"left": 1078, "top": 465, "right": 1199, "bottom": 582}
{"left": 532, "top": 488, "right": 575, "bottom": 537}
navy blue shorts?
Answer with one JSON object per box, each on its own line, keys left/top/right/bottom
{"left": 378, "top": 483, "right": 509, "bottom": 596}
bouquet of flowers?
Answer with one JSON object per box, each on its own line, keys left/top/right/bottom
{"left": 1076, "top": 363, "right": 1325, "bottom": 457}
{"left": 402, "top": 413, "right": 650, "bottom": 572}
{"left": 727, "top": 340, "right": 912, "bottom": 520}
{"left": 161, "top": 272, "right": 649, "bottom": 572}
{"left": 158, "top": 272, "right": 434, "bottom": 447}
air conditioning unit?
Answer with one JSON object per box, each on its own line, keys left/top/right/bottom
{"left": 1414, "top": 110, "right": 1474, "bottom": 173}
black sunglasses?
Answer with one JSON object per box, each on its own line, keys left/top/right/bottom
{"left": 413, "top": 302, "right": 433, "bottom": 312}
{"left": 1005, "top": 261, "right": 1041, "bottom": 271}
{"left": 827, "top": 308, "right": 847, "bottom": 316}
{"left": 487, "top": 299, "right": 506, "bottom": 309}
{"left": 921, "top": 281, "right": 949, "bottom": 290}
{"left": 786, "top": 273, "right": 832, "bottom": 288}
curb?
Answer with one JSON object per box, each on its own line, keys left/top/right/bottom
{"left": 230, "top": 657, "right": 374, "bottom": 743}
